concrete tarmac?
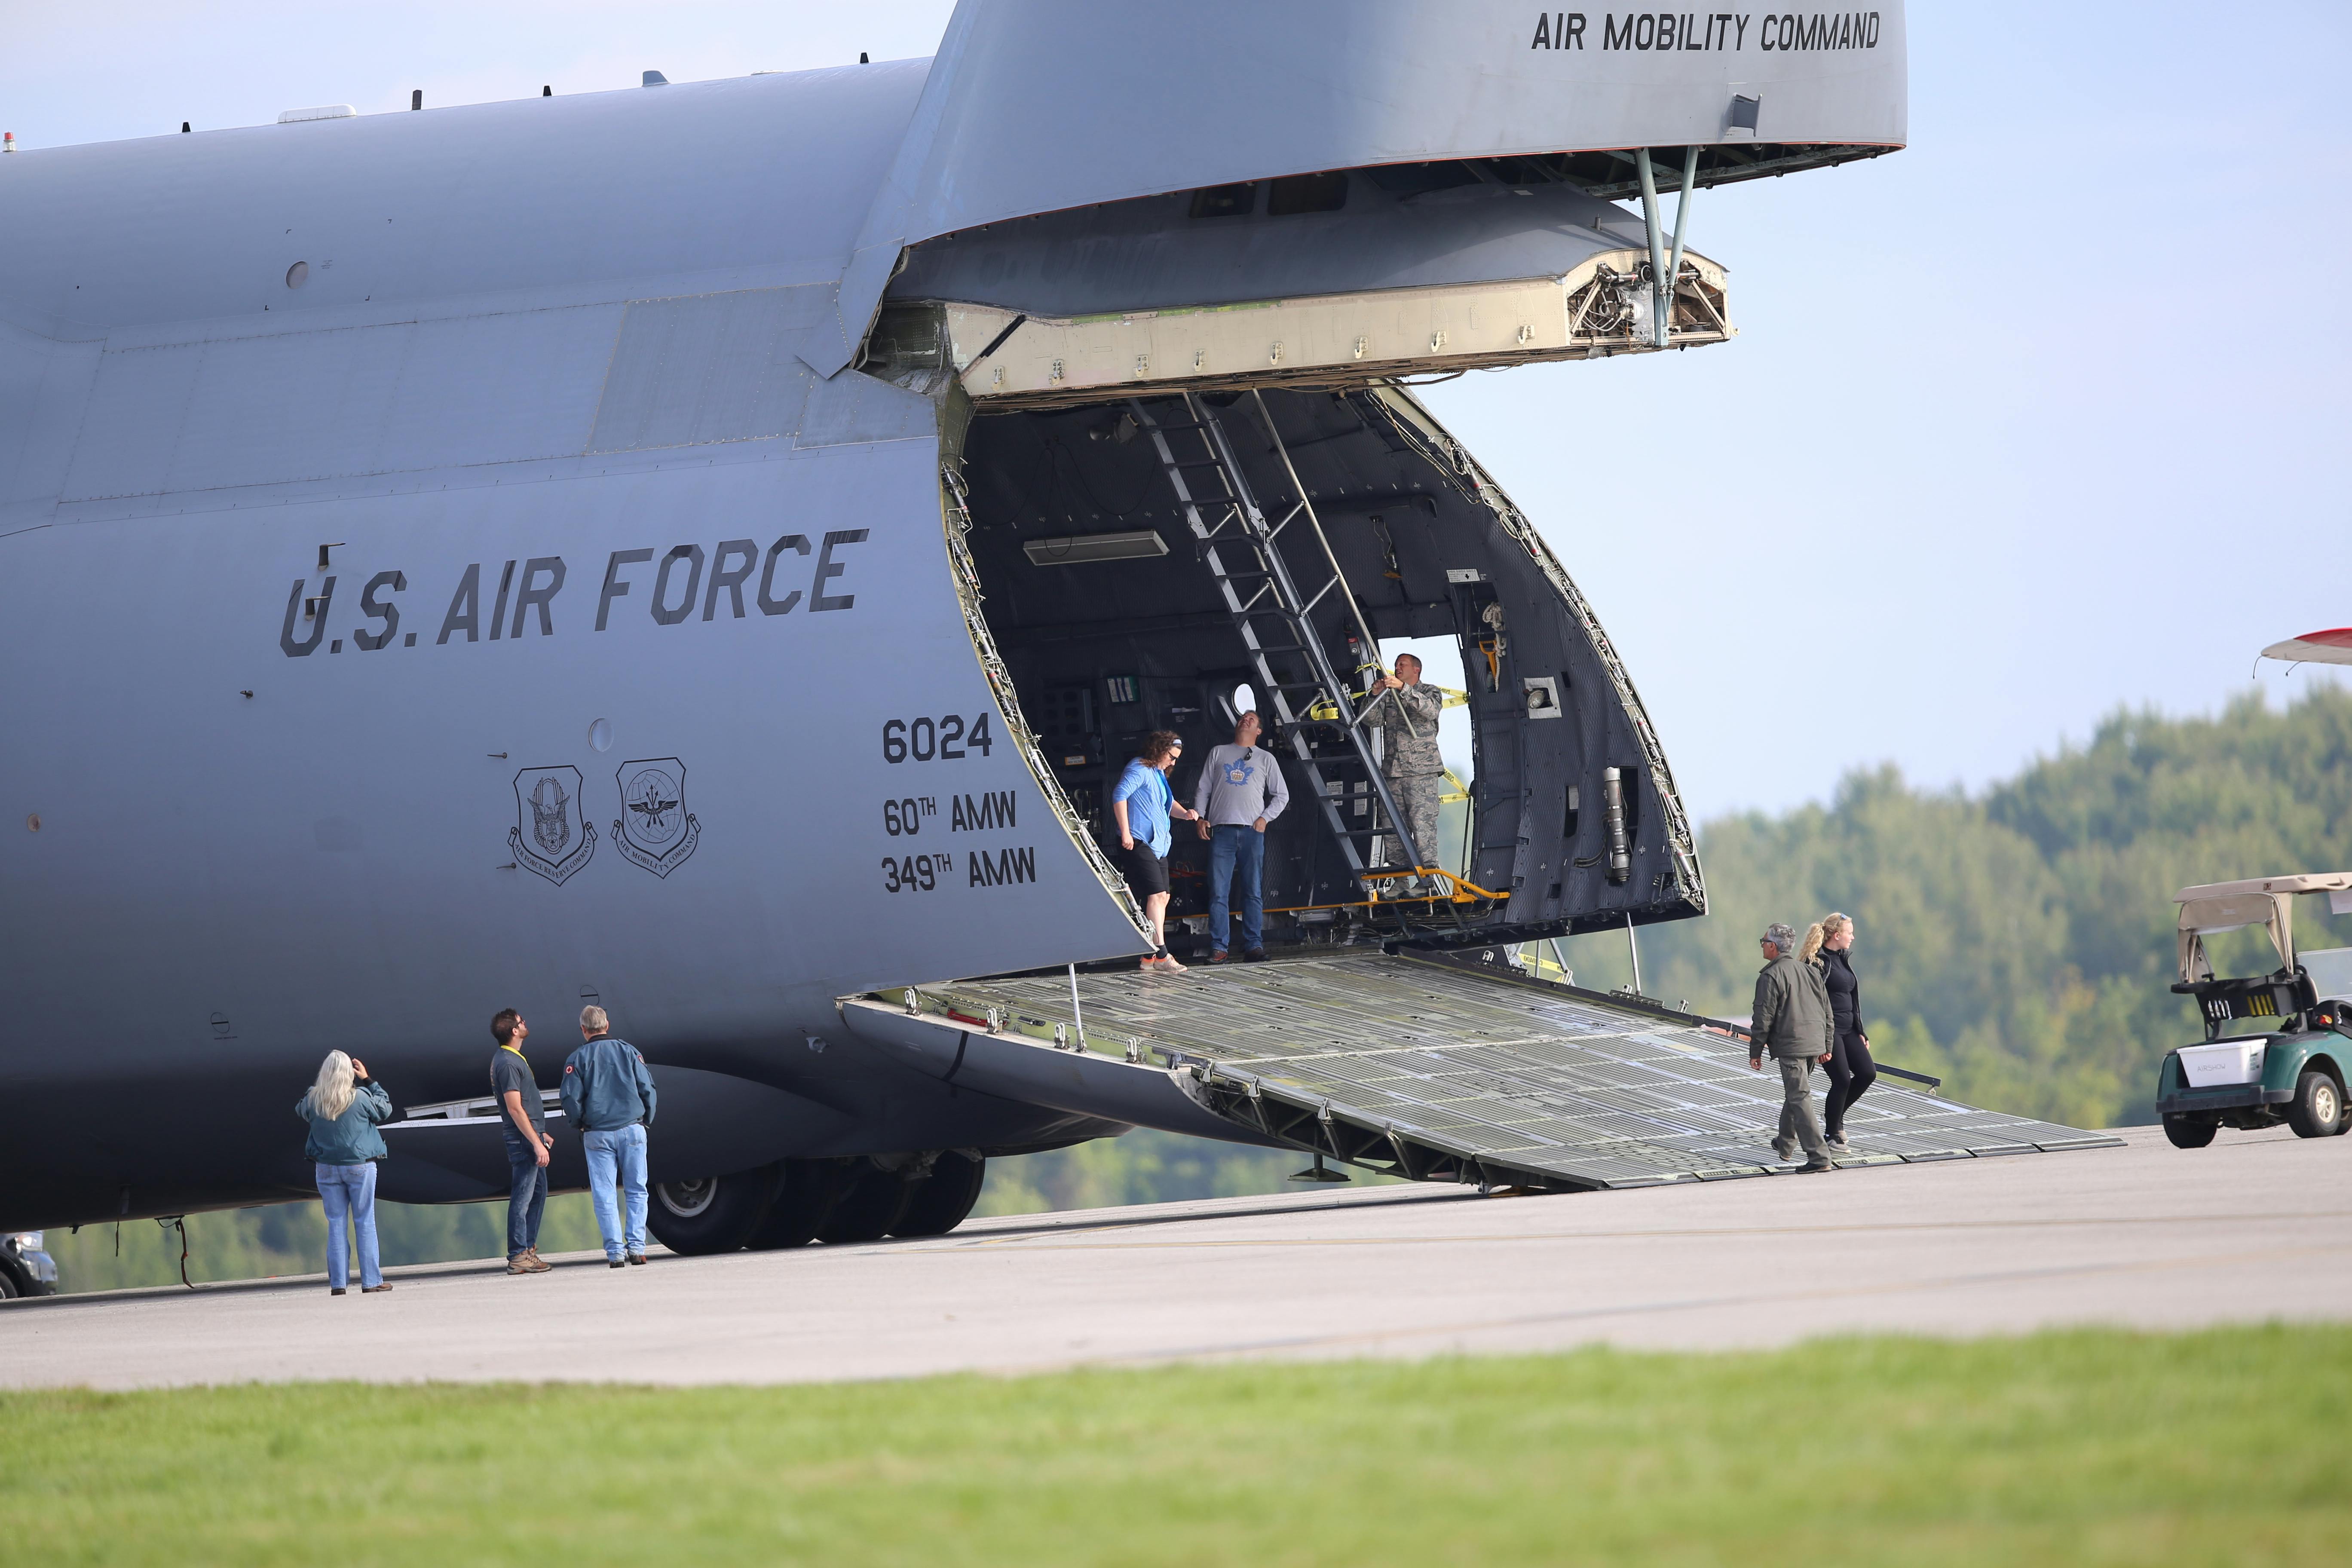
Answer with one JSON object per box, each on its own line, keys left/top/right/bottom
{"left": 5, "top": 1124, "right": 2346, "bottom": 1389}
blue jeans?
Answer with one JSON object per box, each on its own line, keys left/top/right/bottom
{"left": 1207, "top": 823, "right": 1266, "bottom": 954}
{"left": 315, "top": 1161, "right": 381, "bottom": 1289}
{"left": 583, "top": 1124, "right": 649, "bottom": 1259}
{"left": 503, "top": 1130, "right": 547, "bottom": 1259}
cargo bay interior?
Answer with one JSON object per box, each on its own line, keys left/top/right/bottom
{"left": 951, "top": 385, "right": 1703, "bottom": 951}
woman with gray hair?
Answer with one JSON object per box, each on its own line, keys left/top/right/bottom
{"left": 294, "top": 1050, "right": 395, "bottom": 1295}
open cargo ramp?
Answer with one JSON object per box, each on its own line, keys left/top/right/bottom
{"left": 842, "top": 951, "right": 2120, "bottom": 1193}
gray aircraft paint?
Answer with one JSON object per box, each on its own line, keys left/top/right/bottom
{"left": 0, "top": 3, "right": 1907, "bottom": 1231}
{"left": 836, "top": 1, "right": 1907, "bottom": 368}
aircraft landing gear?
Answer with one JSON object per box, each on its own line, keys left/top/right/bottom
{"left": 889, "top": 1152, "right": 986, "bottom": 1237}
{"left": 645, "top": 1167, "right": 783, "bottom": 1254}
{"left": 744, "top": 1160, "right": 852, "bottom": 1250}
{"left": 820, "top": 1164, "right": 920, "bottom": 1243}
{"left": 649, "top": 1152, "right": 988, "bottom": 1253}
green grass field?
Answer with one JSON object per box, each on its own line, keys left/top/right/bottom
{"left": 4, "top": 1327, "right": 2342, "bottom": 1566}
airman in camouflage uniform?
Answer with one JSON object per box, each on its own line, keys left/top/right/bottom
{"left": 1368, "top": 653, "right": 1446, "bottom": 890}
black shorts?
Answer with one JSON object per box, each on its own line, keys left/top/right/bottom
{"left": 1121, "top": 840, "right": 1170, "bottom": 897}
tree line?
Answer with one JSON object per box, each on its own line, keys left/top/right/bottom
{"left": 1572, "top": 686, "right": 2352, "bottom": 1129}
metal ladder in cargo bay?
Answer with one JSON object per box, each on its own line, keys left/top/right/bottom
{"left": 1127, "top": 391, "right": 1428, "bottom": 897}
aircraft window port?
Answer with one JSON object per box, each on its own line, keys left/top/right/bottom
{"left": 1267, "top": 172, "right": 1348, "bottom": 216}
{"left": 1188, "top": 182, "right": 1258, "bottom": 219}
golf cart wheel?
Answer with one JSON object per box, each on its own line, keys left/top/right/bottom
{"left": 2162, "top": 1112, "right": 2218, "bottom": 1149}
{"left": 890, "top": 1152, "right": 986, "bottom": 1237}
{"left": 643, "top": 1166, "right": 781, "bottom": 1255}
{"left": 2287, "top": 1069, "right": 2345, "bottom": 1139}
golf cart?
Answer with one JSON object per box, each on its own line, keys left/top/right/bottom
{"left": 2157, "top": 873, "right": 2352, "bottom": 1147}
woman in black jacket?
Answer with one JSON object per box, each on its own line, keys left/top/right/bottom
{"left": 1804, "top": 913, "right": 1876, "bottom": 1152}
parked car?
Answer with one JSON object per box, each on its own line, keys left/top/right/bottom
{"left": 0, "top": 1232, "right": 59, "bottom": 1298}
{"left": 2158, "top": 872, "right": 2352, "bottom": 1147}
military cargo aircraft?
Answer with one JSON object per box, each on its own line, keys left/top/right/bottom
{"left": 0, "top": 4, "right": 1932, "bottom": 1252}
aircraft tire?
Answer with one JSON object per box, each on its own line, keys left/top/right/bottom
{"left": 890, "top": 1152, "right": 986, "bottom": 1238}
{"left": 644, "top": 1165, "right": 782, "bottom": 1255}
{"left": 2287, "top": 1069, "right": 2344, "bottom": 1139}
{"left": 818, "top": 1164, "right": 919, "bottom": 1245}
{"left": 743, "top": 1159, "right": 852, "bottom": 1250}
{"left": 2161, "top": 1112, "right": 2218, "bottom": 1149}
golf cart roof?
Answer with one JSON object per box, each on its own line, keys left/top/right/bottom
{"left": 2175, "top": 873, "right": 2352, "bottom": 902}
{"left": 2173, "top": 872, "right": 2352, "bottom": 983}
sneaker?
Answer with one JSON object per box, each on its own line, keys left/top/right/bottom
{"left": 361, "top": 1283, "right": 394, "bottom": 1294}
{"left": 626, "top": 1253, "right": 647, "bottom": 1266}
{"left": 608, "top": 1257, "right": 625, "bottom": 1269}
{"left": 507, "top": 1253, "right": 551, "bottom": 1275}
{"left": 1145, "top": 954, "right": 1188, "bottom": 974}
{"left": 1207, "top": 950, "right": 1229, "bottom": 965}
{"left": 1243, "top": 948, "right": 1269, "bottom": 963}
{"left": 1770, "top": 1141, "right": 1796, "bottom": 1163}
{"left": 1798, "top": 1159, "right": 1835, "bottom": 1174}
{"left": 330, "top": 1286, "right": 346, "bottom": 1296}
{"left": 1825, "top": 1135, "right": 1851, "bottom": 1154}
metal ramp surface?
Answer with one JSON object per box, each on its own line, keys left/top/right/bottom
{"left": 910, "top": 951, "right": 2122, "bottom": 1191}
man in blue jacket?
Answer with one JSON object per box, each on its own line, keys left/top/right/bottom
{"left": 561, "top": 1005, "right": 659, "bottom": 1267}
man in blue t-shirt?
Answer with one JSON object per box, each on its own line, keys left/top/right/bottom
{"left": 1111, "top": 729, "right": 1200, "bottom": 973}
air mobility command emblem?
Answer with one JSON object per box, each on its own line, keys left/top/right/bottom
{"left": 612, "top": 757, "right": 700, "bottom": 878}
{"left": 509, "top": 766, "right": 597, "bottom": 885}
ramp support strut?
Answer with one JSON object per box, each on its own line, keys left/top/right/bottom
{"left": 1634, "top": 146, "right": 1700, "bottom": 349}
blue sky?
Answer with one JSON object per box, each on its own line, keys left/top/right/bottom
{"left": 6, "top": 2, "right": 2343, "bottom": 817}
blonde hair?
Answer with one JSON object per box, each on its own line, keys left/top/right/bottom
{"left": 303, "top": 1050, "right": 356, "bottom": 1121}
{"left": 1801, "top": 912, "right": 1852, "bottom": 966}
{"left": 580, "top": 1004, "right": 610, "bottom": 1035}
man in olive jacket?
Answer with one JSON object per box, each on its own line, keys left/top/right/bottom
{"left": 1749, "top": 922, "right": 1835, "bottom": 1172}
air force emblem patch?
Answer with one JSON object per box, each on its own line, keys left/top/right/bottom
{"left": 612, "top": 757, "right": 700, "bottom": 878}
{"left": 509, "top": 766, "right": 597, "bottom": 885}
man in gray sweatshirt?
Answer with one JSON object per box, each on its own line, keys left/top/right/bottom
{"left": 1749, "top": 922, "right": 1836, "bottom": 1172}
{"left": 1191, "top": 710, "right": 1289, "bottom": 962}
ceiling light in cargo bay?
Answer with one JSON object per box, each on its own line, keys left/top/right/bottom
{"left": 1023, "top": 530, "right": 1169, "bottom": 566}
